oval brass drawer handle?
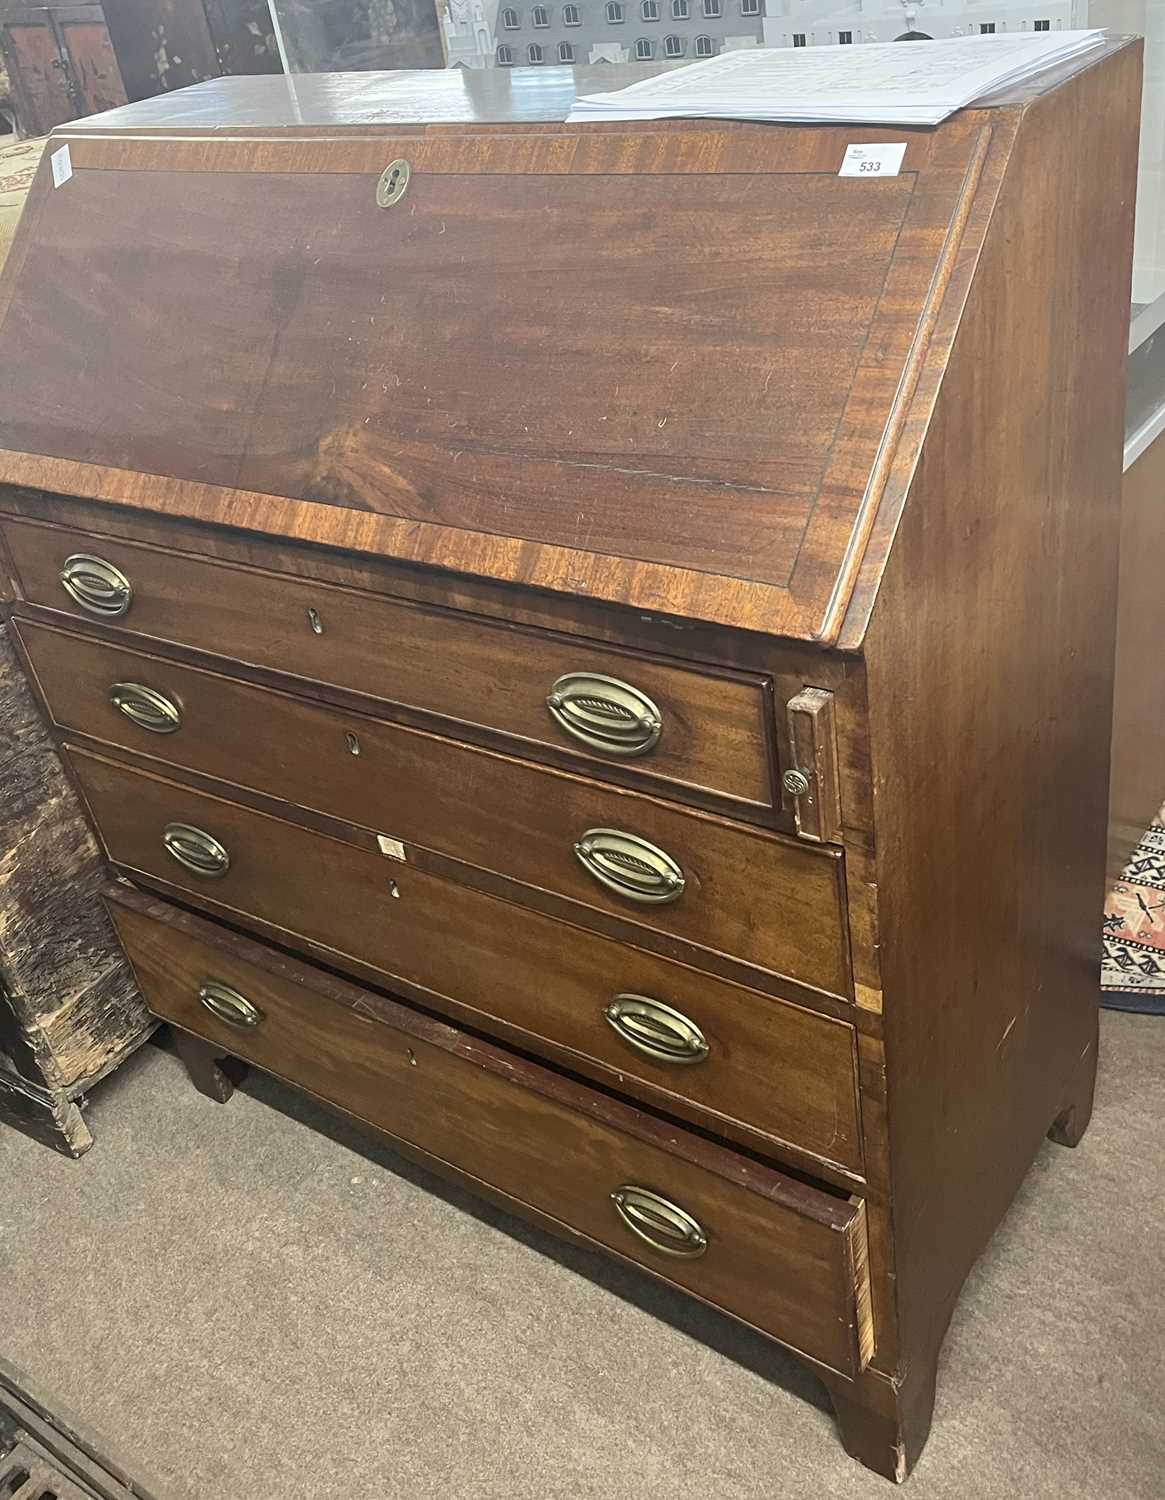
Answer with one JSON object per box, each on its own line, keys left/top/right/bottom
{"left": 59, "top": 554, "right": 133, "bottom": 618}
{"left": 109, "top": 681, "right": 182, "bottom": 735}
{"left": 604, "top": 993, "right": 709, "bottom": 1065}
{"left": 547, "top": 673, "right": 662, "bottom": 758}
{"left": 611, "top": 1186, "right": 708, "bottom": 1259}
{"left": 198, "top": 980, "right": 263, "bottom": 1029}
{"left": 163, "top": 822, "right": 231, "bottom": 879}
{"left": 574, "top": 828, "right": 685, "bottom": 905}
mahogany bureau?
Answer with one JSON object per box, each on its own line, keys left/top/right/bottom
{"left": 0, "top": 47, "right": 1139, "bottom": 1482}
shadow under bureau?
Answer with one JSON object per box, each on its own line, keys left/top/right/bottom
{"left": 0, "top": 48, "right": 1139, "bottom": 1482}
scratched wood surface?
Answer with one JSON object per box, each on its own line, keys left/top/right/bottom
{"left": 0, "top": 621, "right": 150, "bottom": 1153}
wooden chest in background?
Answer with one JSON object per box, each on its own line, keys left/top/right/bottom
{"left": 0, "top": 619, "right": 150, "bottom": 1154}
{"left": 0, "top": 49, "right": 1140, "bottom": 1479}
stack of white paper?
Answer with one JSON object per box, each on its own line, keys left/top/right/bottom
{"left": 566, "top": 31, "right": 1107, "bottom": 126}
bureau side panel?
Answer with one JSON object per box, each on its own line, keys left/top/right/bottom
{"left": 862, "top": 45, "right": 1140, "bottom": 1370}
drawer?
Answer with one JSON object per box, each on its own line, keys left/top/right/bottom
{"left": 70, "top": 749, "right": 862, "bottom": 1171}
{"left": 29, "top": 624, "right": 848, "bottom": 993}
{"left": 106, "top": 883, "right": 875, "bottom": 1377}
{"left": 2, "top": 518, "right": 774, "bottom": 812}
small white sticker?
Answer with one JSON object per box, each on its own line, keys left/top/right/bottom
{"left": 376, "top": 833, "right": 407, "bottom": 862}
{"left": 839, "top": 142, "right": 907, "bottom": 179}
{"left": 50, "top": 144, "right": 73, "bottom": 189}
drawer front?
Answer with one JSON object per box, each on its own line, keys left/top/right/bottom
{"left": 3, "top": 518, "right": 774, "bottom": 810}
{"left": 107, "top": 885, "right": 874, "bottom": 1376}
{"left": 28, "top": 624, "right": 848, "bottom": 993}
{"left": 71, "top": 749, "right": 862, "bottom": 1171}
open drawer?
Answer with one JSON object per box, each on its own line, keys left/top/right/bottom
{"left": 105, "top": 882, "right": 875, "bottom": 1378}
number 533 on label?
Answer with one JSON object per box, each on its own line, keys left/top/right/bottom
{"left": 839, "top": 143, "right": 908, "bottom": 178}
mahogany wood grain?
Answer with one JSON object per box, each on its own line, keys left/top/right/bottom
{"left": 82, "top": 746, "right": 864, "bottom": 1025}
{"left": 0, "top": 42, "right": 1140, "bottom": 1482}
{"left": 66, "top": 746, "right": 862, "bottom": 1170}
{"left": 3, "top": 518, "right": 776, "bottom": 814}
{"left": 0, "top": 112, "right": 995, "bottom": 639}
{"left": 106, "top": 882, "right": 875, "bottom": 1378}
{"left": 3, "top": 155, "right": 906, "bottom": 582}
{"left": 0, "top": 496, "right": 887, "bottom": 1019}
{"left": 25, "top": 623, "right": 847, "bottom": 991}
{"left": 861, "top": 42, "right": 1140, "bottom": 1410}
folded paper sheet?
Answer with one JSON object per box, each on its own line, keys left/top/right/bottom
{"left": 567, "top": 31, "right": 1107, "bottom": 126}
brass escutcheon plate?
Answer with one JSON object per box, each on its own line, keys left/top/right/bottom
{"left": 376, "top": 159, "right": 411, "bottom": 208}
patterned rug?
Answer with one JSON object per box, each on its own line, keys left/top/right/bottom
{"left": 0, "top": 136, "right": 46, "bottom": 272}
{"left": 1102, "top": 804, "right": 1165, "bottom": 1013}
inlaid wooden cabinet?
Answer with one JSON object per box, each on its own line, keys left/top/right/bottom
{"left": 0, "top": 49, "right": 1139, "bottom": 1480}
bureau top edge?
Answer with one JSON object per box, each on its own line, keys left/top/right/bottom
{"left": 51, "top": 43, "right": 1132, "bottom": 135}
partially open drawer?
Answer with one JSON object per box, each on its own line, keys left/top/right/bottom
{"left": 67, "top": 745, "right": 861, "bottom": 1172}
{"left": 105, "top": 883, "right": 875, "bottom": 1378}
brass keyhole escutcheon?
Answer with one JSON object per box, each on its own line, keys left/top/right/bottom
{"left": 376, "top": 159, "right": 411, "bottom": 208}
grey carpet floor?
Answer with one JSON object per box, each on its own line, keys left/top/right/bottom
{"left": 1, "top": 1010, "right": 1162, "bottom": 1500}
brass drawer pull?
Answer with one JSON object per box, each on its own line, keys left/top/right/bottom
{"left": 611, "top": 1186, "right": 708, "bottom": 1259}
{"left": 574, "top": 828, "right": 685, "bottom": 905}
{"left": 163, "top": 822, "right": 231, "bottom": 878}
{"left": 198, "top": 980, "right": 263, "bottom": 1029}
{"left": 546, "top": 673, "right": 662, "bottom": 757}
{"left": 604, "top": 993, "right": 709, "bottom": 1065}
{"left": 59, "top": 554, "right": 133, "bottom": 617}
{"left": 109, "top": 681, "right": 182, "bottom": 735}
